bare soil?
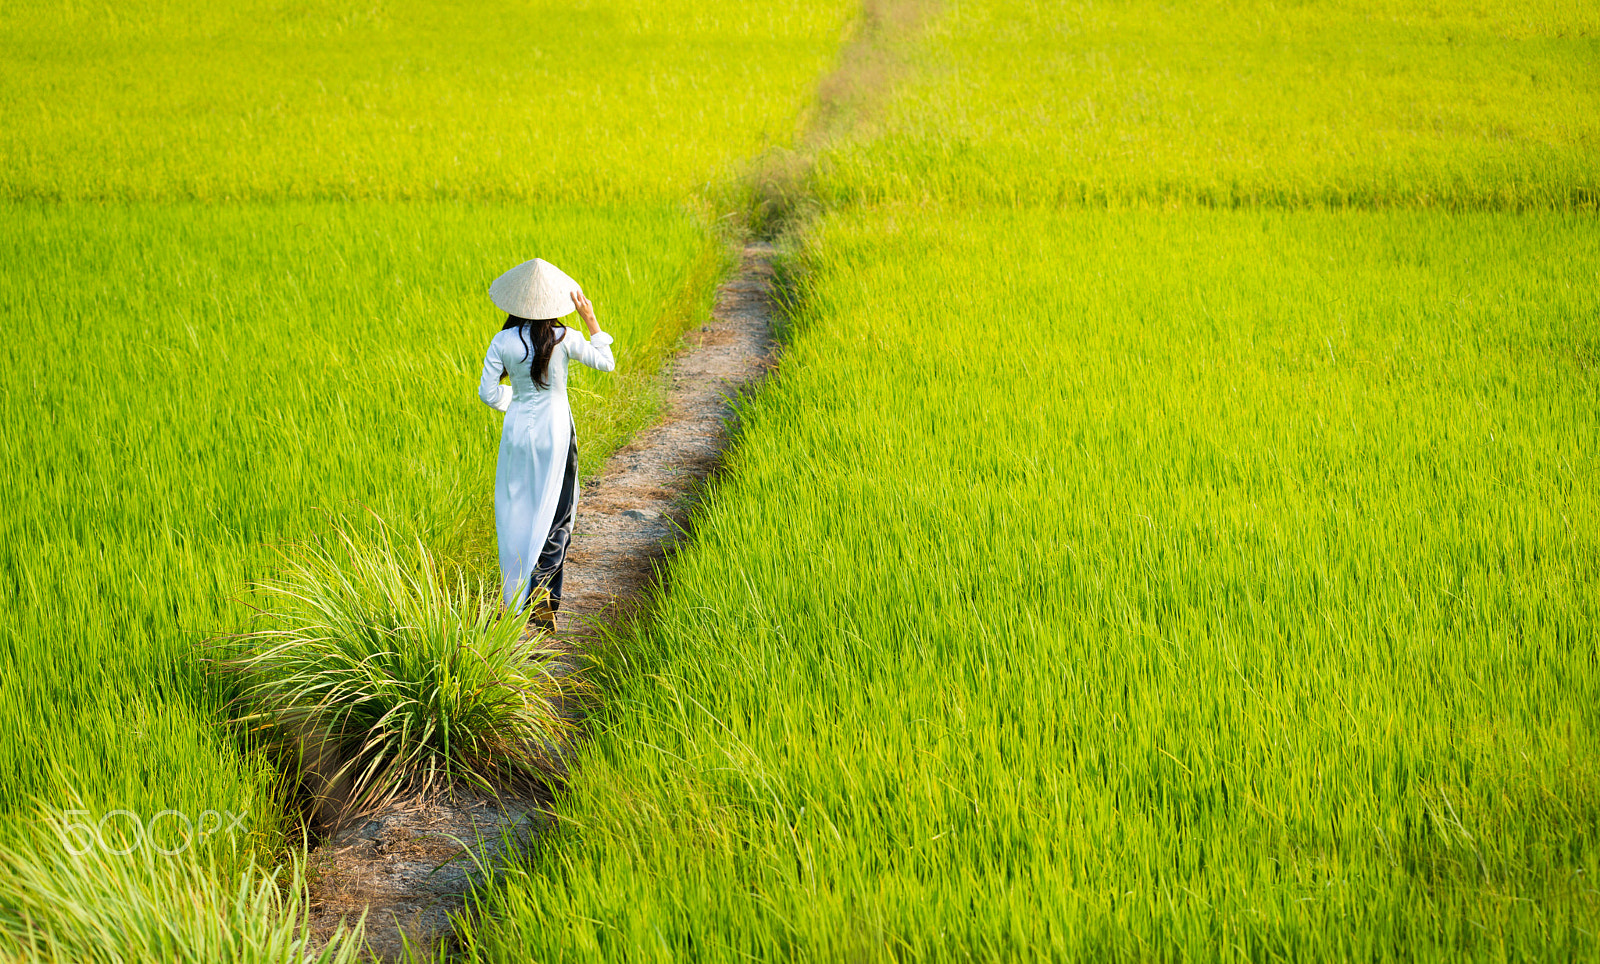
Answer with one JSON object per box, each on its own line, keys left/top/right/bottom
{"left": 560, "top": 242, "right": 778, "bottom": 623}
{"left": 305, "top": 242, "right": 779, "bottom": 962}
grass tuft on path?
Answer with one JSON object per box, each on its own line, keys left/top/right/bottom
{"left": 220, "top": 513, "right": 574, "bottom": 827}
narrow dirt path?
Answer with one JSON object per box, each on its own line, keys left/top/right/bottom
{"left": 306, "top": 242, "right": 779, "bottom": 962}
{"left": 560, "top": 242, "right": 777, "bottom": 626}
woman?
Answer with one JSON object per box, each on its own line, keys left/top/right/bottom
{"left": 478, "top": 258, "right": 615, "bottom": 630}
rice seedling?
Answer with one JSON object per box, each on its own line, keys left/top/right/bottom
{"left": 0, "top": 808, "right": 364, "bottom": 963}
{"left": 220, "top": 514, "right": 576, "bottom": 827}
{"left": 452, "top": 206, "right": 1600, "bottom": 961}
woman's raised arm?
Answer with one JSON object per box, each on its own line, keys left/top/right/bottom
{"left": 566, "top": 291, "right": 616, "bottom": 372}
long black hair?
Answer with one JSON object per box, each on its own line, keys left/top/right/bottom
{"left": 502, "top": 315, "right": 568, "bottom": 389}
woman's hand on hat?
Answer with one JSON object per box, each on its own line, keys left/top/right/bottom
{"left": 571, "top": 290, "right": 600, "bottom": 335}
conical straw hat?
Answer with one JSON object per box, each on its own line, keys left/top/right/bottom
{"left": 488, "top": 258, "right": 582, "bottom": 319}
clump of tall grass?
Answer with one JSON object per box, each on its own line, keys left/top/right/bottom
{"left": 0, "top": 813, "right": 363, "bottom": 963}
{"left": 219, "top": 516, "right": 574, "bottom": 827}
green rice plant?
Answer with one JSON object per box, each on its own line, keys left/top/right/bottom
{"left": 221, "top": 514, "right": 575, "bottom": 825}
{"left": 0, "top": 0, "right": 847, "bottom": 931}
{"left": 0, "top": 810, "right": 363, "bottom": 964}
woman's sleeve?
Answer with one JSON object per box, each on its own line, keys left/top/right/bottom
{"left": 565, "top": 328, "right": 616, "bottom": 373}
{"left": 477, "top": 337, "right": 513, "bottom": 412}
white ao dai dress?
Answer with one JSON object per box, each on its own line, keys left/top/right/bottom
{"left": 478, "top": 325, "right": 615, "bottom": 609}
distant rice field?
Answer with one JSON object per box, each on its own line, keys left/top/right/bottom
{"left": 815, "top": 0, "right": 1599, "bottom": 209}
{"left": 0, "top": 0, "right": 854, "bottom": 202}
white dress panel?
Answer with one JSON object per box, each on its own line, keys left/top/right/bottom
{"left": 478, "top": 326, "right": 615, "bottom": 607}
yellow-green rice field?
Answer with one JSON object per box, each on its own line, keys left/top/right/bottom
{"left": 2, "top": 0, "right": 1595, "bottom": 960}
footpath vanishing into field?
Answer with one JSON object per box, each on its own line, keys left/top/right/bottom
{"left": 0, "top": 2, "right": 857, "bottom": 961}
{"left": 302, "top": 3, "right": 935, "bottom": 954}
{"left": 303, "top": 243, "right": 782, "bottom": 959}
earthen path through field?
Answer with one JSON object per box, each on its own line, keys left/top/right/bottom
{"left": 305, "top": 243, "right": 780, "bottom": 962}
{"left": 303, "top": 3, "right": 946, "bottom": 955}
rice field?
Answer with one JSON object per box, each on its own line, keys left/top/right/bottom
{"left": 453, "top": 208, "right": 1600, "bottom": 961}
{"left": 3, "top": 0, "right": 1598, "bottom": 960}
{"left": 0, "top": 201, "right": 712, "bottom": 818}
{"left": 450, "top": 0, "right": 1599, "bottom": 959}
{"left": 0, "top": 0, "right": 852, "bottom": 957}
{"left": 0, "top": 0, "right": 854, "bottom": 202}
{"left": 815, "top": 0, "right": 1600, "bottom": 209}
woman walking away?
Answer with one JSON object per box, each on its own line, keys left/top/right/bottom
{"left": 478, "top": 258, "right": 615, "bottom": 631}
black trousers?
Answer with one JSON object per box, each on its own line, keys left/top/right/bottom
{"left": 528, "top": 424, "right": 578, "bottom": 613}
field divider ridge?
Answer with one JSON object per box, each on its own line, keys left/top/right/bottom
{"left": 302, "top": 242, "right": 782, "bottom": 962}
